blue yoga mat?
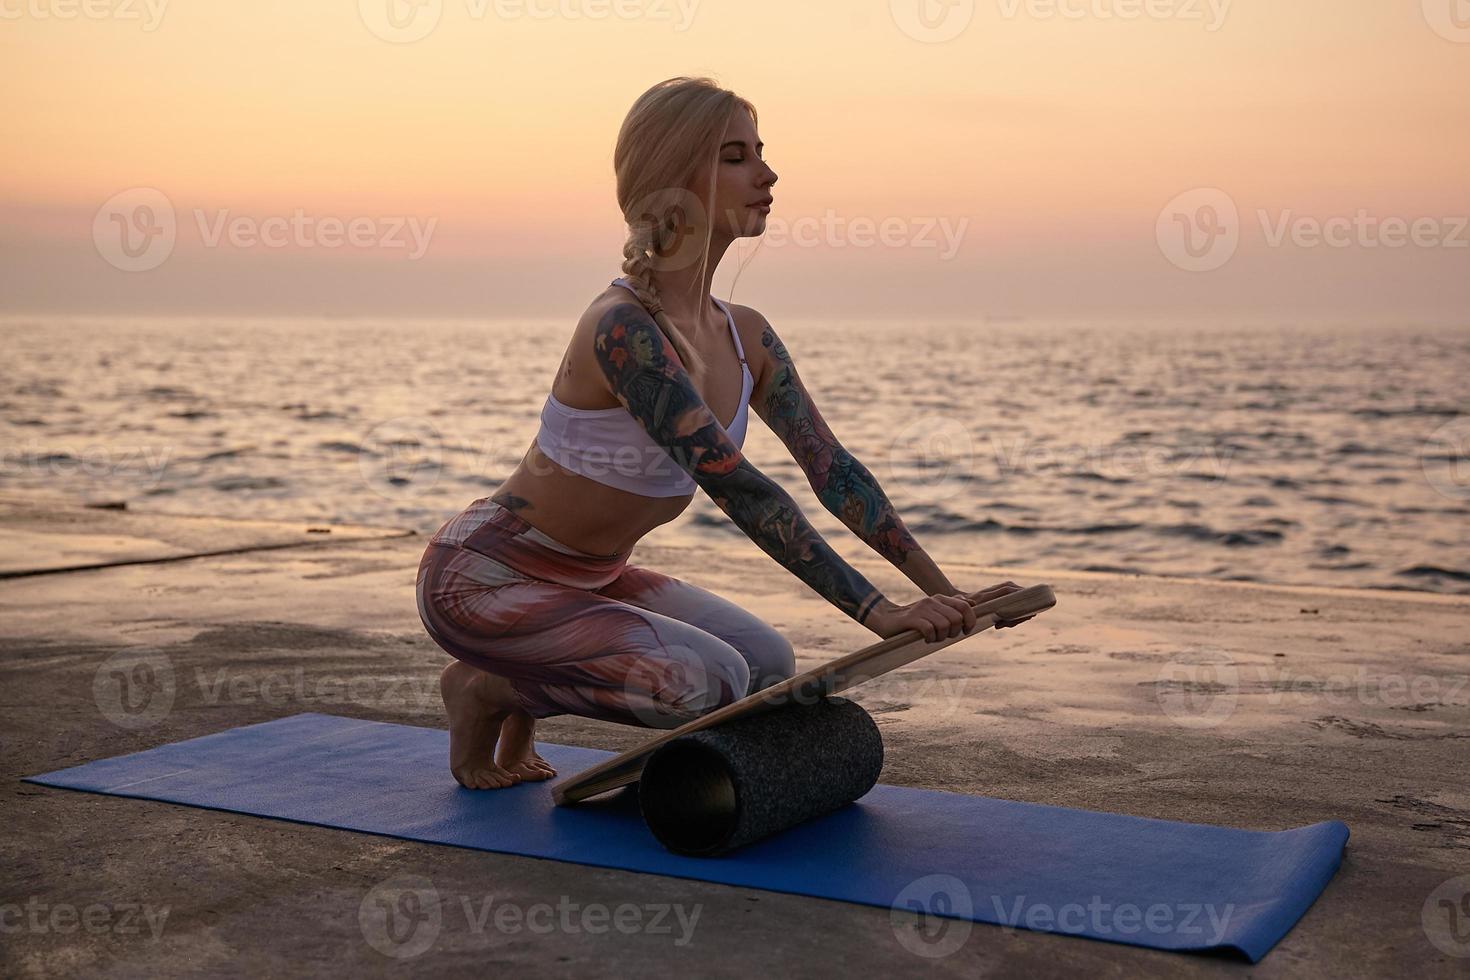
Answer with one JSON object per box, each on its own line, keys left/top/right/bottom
{"left": 26, "top": 713, "right": 1347, "bottom": 962}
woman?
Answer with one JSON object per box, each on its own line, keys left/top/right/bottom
{"left": 416, "top": 76, "right": 1028, "bottom": 790}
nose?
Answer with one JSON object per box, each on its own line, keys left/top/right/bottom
{"left": 759, "top": 160, "right": 778, "bottom": 188}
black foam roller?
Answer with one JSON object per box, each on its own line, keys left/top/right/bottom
{"left": 637, "top": 695, "right": 883, "bottom": 857}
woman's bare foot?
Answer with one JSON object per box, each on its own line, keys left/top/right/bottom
{"left": 496, "top": 711, "right": 557, "bottom": 782}
{"left": 440, "top": 661, "right": 526, "bottom": 790}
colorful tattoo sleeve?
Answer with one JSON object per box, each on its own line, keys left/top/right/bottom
{"left": 593, "top": 303, "right": 886, "bottom": 624}
{"left": 753, "top": 321, "right": 924, "bottom": 571}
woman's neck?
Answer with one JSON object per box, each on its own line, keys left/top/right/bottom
{"left": 646, "top": 233, "right": 733, "bottom": 331}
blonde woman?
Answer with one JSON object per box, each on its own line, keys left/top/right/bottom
{"left": 417, "top": 76, "right": 1028, "bottom": 790}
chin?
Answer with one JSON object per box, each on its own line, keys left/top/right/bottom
{"left": 740, "top": 215, "right": 768, "bottom": 238}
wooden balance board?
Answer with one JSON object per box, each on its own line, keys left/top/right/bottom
{"left": 552, "top": 582, "right": 1057, "bottom": 805}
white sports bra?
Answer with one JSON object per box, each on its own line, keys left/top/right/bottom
{"left": 533, "top": 277, "right": 754, "bottom": 498}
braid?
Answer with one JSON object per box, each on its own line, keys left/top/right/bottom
{"left": 617, "top": 218, "right": 707, "bottom": 377}
{"left": 612, "top": 77, "right": 754, "bottom": 378}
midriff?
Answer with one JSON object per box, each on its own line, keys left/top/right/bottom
{"left": 488, "top": 438, "right": 697, "bottom": 558}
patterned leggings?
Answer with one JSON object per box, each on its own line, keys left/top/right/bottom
{"left": 416, "top": 497, "right": 797, "bottom": 729}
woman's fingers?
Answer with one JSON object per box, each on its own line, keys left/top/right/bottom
{"left": 906, "top": 586, "right": 1031, "bottom": 642}
{"left": 938, "top": 594, "right": 977, "bottom": 633}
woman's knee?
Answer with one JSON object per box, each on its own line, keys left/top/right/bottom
{"left": 730, "top": 622, "right": 796, "bottom": 695}
{"left": 652, "top": 641, "right": 752, "bottom": 716}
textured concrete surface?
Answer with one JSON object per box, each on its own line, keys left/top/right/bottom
{"left": 3, "top": 500, "right": 1468, "bottom": 977}
{"left": 0, "top": 495, "right": 412, "bottom": 577}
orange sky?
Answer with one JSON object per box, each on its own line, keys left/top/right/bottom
{"left": 2, "top": 0, "right": 1467, "bottom": 320}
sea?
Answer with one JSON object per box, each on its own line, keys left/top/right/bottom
{"left": 3, "top": 315, "right": 1468, "bottom": 595}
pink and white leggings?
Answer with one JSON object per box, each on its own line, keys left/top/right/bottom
{"left": 416, "top": 497, "right": 796, "bottom": 729}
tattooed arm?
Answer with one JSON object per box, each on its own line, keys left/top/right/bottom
{"left": 593, "top": 302, "right": 887, "bottom": 626}
{"left": 746, "top": 309, "right": 959, "bottom": 597}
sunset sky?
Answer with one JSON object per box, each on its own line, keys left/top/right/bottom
{"left": 3, "top": 0, "right": 1467, "bottom": 321}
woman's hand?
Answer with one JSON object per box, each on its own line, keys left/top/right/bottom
{"left": 864, "top": 581, "right": 1032, "bottom": 641}
{"left": 970, "top": 580, "right": 1037, "bottom": 631}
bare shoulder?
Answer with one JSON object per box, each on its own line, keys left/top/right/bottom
{"left": 555, "top": 284, "right": 655, "bottom": 409}
{"left": 720, "top": 301, "right": 785, "bottom": 386}
{"left": 577, "top": 282, "right": 644, "bottom": 333}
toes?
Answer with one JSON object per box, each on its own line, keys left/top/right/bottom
{"left": 504, "top": 760, "right": 556, "bottom": 781}
{"left": 454, "top": 766, "right": 522, "bottom": 789}
{"left": 496, "top": 753, "right": 556, "bottom": 774}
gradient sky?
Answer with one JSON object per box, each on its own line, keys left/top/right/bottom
{"left": 2, "top": 0, "right": 1467, "bottom": 321}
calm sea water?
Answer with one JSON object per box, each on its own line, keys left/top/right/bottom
{"left": 3, "top": 316, "right": 1468, "bottom": 595}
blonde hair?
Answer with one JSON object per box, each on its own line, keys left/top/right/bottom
{"left": 614, "top": 76, "right": 757, "bottom": 378}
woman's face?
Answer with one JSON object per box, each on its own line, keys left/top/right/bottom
{"left": 692, "top": 109, "right": 777, "bottom": 241}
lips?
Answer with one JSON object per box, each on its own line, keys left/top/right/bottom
{"left": 749, "top": 198, "right": 773, "bottom": 209}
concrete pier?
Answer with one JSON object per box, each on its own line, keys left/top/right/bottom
{"left": 3, "top": 498, "right": 1467, "bottom": 977}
